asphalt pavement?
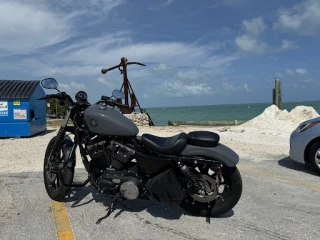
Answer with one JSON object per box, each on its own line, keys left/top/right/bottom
{"left": 1, "top": 156, "right": 320, "bottom": 240}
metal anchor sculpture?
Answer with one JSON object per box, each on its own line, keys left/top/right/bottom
{"left": 101, "top": 57, "right": 154, "bottom": 126}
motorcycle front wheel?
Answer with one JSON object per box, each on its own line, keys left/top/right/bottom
{"left": 180, "top": 165, "right": 242, "bottom": 217}
{"left": 43, "top": 136, "right": 75, "bottom": 201}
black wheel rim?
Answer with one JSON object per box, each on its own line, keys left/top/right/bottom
{"left": 184, "top": 164, "right": 231, "bottom": 209}
{"left": 45, "top": 149, "right": 63, "bottom": 192}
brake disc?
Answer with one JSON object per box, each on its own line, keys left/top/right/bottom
{"left": 190, "top": 174, "right": 218, "bottom": 203}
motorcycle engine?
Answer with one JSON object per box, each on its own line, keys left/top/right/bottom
{"left": 85, "top": 136, "right": 142, "bottom": 199}
{"left": 86, "top": 137, "right": 136, "bottom": 171}
{"left": 98, "top": 169, "right": 142, "bottom": 200}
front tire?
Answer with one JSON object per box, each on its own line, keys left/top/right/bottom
{"left": 180, "top": 166, "right": 242, "bottom": 217}
{"left": 308, "top": 142, "right": 320, "bottom": 175}
{"left": 43, "top": 136, "right": 75, "bottom": 201}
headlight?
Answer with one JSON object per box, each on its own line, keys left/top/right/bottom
{"left": 295, "top": 121, "right": 320, "bottom": 133}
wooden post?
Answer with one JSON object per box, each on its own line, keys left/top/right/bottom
{"left": 272, "top": 88, "right": 276, "bottom": 105}
{"left": 274, "top": 79, "right": 282, "bottom": 109}
{"left": 278, "top": 80, "right": 282, "bottom": 109}
{"left": 121, "top": 57, "right": 129, "bottom": 106}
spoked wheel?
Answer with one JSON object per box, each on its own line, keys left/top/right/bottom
{"left": 43, "top": 136, "right": 75, "bottom": 201}
{"left": 180, "top": 164, "right": 242, "bottom": 217}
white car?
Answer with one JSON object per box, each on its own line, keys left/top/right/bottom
{"left": 289, "top": 117, "right": 320, "bottom": 175}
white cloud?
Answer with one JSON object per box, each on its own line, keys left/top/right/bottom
{"left": 0, "top": 0, "right": 126, "bottom": 56}
{"left": 280, "top": 40, "right": 299, "bottom": 50}
{"left": 200, "top": 54, "right": 239, "bottom": 70}
{"left": 9, "top": 31, "right": 238, "bottom": 100}
{"left": 176, "top": 70, "right": 202, "bottom": 81}
{"left": 0, "top": 1, "right": 242, "bottom": 101}
{"left": 153, "top": 63, "right": 171, "bottom": 71}
{"left": 285, "top": 68, "right": 294, "bottom": 75}
{"left": 60, "top": 81, "right": 86, "bottom": 91}
{"left": 0, "top": 2, "right": 73, "bottom": 55}
{"left": 235, "top": 35, "right": 267, "bottom": 53}
{"left": 243, "top": 83, "right": 252, "bottom": 92}
{"left": 273, "top": 0, "right": 320, "bottom": 35}
{"left": 50, "top": 35, "right": 216, "bottom": 68}
{"left": 153, "top": 81, "right": 213, "bottom": 97}
{"left": 18, "top": 32, "right": 238, "bottom": 87}
{"left": 97, "top": 77, "right": 107, "bottom": 84}
{"left": 281, "top": 68, "right": 307, "bottom": 76}
{"left": 295, "top": 68, "right": 307, "bottom": 74}
{"left": 97, "top": 77, "right": 121, "bottom": 89}
{"left": 59, "top": 83, "right": 71, "bottom": 90}
{"left": 222, "top": 79, "right": 252, "bottom": 92}
{"left": 142, "top": 94, "right": 149, "bottom": 99}
{"left": 161, "top": 0, "right": 173, "bottom": 6}
{"left": 235, "top": 17, "right": 268, "bottom": 53}
{"left": 149, "top": 0, "right": 174, "bottom": 10}
{"left": 242, "top": 17, "right": 267, "bottom": 36}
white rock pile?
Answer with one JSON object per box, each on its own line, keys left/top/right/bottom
{"left": 242, "top": 104, "right": 320, "bottom": 131}
{"left": 124, "top": 112, "right": 150, "bottom": 126}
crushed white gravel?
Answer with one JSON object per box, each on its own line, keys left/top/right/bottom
{"left": 242, "top": 104, "right": 319, "bottom": 131}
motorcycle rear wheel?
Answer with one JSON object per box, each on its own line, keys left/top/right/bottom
{"left": 180, "top": 165, "right": 242, "bottom": 217}
{"left": 43, "top": 136, "right": 75, "bottom": 201}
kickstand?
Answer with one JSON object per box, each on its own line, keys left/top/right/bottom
{"left": 117, "top": 200, "right": 132, "bottom": 211}
{"left": 96, "top": 194, "right": 121, "bottom": 224}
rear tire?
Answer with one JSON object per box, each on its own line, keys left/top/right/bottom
{"left": 43, "top": 136, "right": 75, "bottom": 201}
{"left": 180, "top": 166, "right": 242, "bottom": 217}
{"left": 308, "top": 142, "right": 320, "bottom": 175}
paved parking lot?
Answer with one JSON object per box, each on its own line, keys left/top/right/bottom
{"left": 1, "top": 156, "right": 320, "bottom": 240}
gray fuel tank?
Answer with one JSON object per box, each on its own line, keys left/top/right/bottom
{"left": 83, "top": 105, "right": 139, "bottom": 136}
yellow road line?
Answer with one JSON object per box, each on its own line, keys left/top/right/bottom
{"left": 238, "top": 165, "right": 320, "bottom": 191}
{"left": 51, "top": 200, "right": 74, "bottom": 240}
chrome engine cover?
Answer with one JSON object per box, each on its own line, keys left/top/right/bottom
{"left": 120, "top": 181, "right": 140, "bottom": 200}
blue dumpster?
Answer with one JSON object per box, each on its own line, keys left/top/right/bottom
{"left": 0, "top": 80, "right": 46, "bottom": 138}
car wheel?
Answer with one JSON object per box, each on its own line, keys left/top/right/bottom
{"left": 308, "top": 142, "right": 320, "bottom": 175}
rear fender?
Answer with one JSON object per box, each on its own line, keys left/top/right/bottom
{"left": 179, "top": 143, "right": 239, "bottom": 167}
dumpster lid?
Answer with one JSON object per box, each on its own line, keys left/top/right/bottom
{"left": 0, "top": 80, "right": 39, "bottom": 99}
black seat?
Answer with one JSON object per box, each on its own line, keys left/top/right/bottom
{"left": 142, "top": 133, "right": 188, "bottom": 154}
{"left": 187, "top": 131, "right": 220, "bottom": 147}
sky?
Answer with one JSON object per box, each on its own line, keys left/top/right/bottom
{"left": 0, "top": 0, "right": 320, "bottom": 108}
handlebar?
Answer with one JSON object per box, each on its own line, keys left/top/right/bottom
{"left": 98, "top": 96, "right": 129, "bottom": 109}
{"left": 37, "top": 92, "right": 127, "bottom": 110}
{"left": 101, "top": 61, "right": 146, "bottom": 74}
{"left": 37, "top": 93, "right": 63, "bottom": 100}
{"left": 114, "top": 102, "right": 129, "bottom": 109}
{"left": 37, "top": 92, "right": 75, "bottom": 105}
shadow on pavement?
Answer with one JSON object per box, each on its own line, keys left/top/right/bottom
{"left": 278, "top": 157, "right": 319, "bottom": 177}
{"left": 63, "top": 183, "right": 234, "bottom": 223}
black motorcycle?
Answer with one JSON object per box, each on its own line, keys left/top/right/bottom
{"left": 39, "top": 59, "right": 242, "bottom": 223}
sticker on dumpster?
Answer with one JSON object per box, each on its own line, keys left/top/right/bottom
{"left": 0, "top": 101, "right": 8, "bottom": 116}
{"left": 14, "top": 109, "right": 27, "bottom": 119}
{"left": 13, "top": 100, "right": 20, "bottom": 106}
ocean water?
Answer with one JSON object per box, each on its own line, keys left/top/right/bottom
{"left": 142, "top": 101, "right": 320, "bottom": 126}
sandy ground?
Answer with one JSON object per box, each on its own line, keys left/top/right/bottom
{"left": 0, "top": 123, "right": 298, "bottom": 174}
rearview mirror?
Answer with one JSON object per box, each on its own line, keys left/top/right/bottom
{"left": 41, "top": 78, "right": 58, "bottom": 89}
{"left": 112, "top": 89, "right": 125, "bottom": 99}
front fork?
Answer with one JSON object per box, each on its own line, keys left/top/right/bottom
{"left": 47, "top": 110, "right": 72, "bottom": 161}
{"left": 48, "top": 109, "right": 97, "bottom": 189}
